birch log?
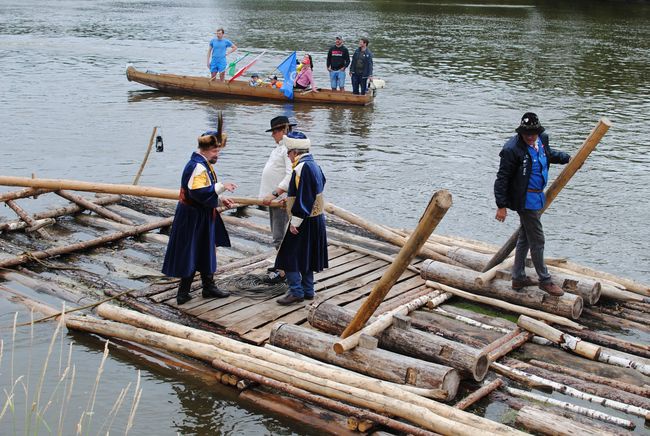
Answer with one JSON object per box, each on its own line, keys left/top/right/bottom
{"left": 517, "top": 315, "right": 601, "bottom": 360}
{"left": 516, "top": 405, "right": 620, "bottom": 436}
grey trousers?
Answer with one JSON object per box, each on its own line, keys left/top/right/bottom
{"left": 512, "top": 210, "right": 552, "bottom": 284}
{"left": 269, "top": 207, "right": 289, "bottom": 249}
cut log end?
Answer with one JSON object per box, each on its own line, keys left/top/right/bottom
{"left": 433, "top": 190, "right": 453, "bottom": 210}
{"left": 572, "top": 296, "right": 584, "bottom": 320}
{"left": 441, "top": 369, "right": 461, "bottom": 401}
{"left": 474, "top": 353, "right": 490, "bottom": 382}
{"left": 333, "top": 342, "right": 345, "bottom": 354}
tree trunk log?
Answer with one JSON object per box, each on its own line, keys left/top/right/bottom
{"left": 486, "top": 331, "right": 533, "bottom": 362}
{"left": 339, "top": 190, "right": 453, "bottom": 339}
{"left": 561, "top": 326, "right": 650, "bottom": 359}
{"left": 269, "top": 322, "right": 460, "bottom": 397}
{"left": 0, "top": 187, "right": 54, "bottom": 202}
{"left": 0, "top": 217, "right": 173, "bottom": 269}
{"left": 421, "top": 261, "right": 584, "bottom": 320}
{"left": 454, "top": 378, "right": 503, "bottom": 410}
{"left": 5, "top": 199, "right": 52, "bottom": 238}
{"left": 309, "top": 302, "right": 488, "bottom": 382}
{"left": 516, "top": 405, "right": 620, "bottom": 436}
{"left": 483, "top": 117, "right": 612, "bottom": 271}
{"left": 517, "top": 315, "right": 601, "bottom": 360}
{"left": 55, "top": 189, "right": 135, "bottom": 225}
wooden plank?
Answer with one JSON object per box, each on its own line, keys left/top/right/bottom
{"left": 216, "top": 259, "right": 388, "bottom": 334}
{"left": 343, "top": 275, "right": 425, "bottom": 311}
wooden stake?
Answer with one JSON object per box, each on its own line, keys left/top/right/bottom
{"left": 483, "top": 117, "right": 612, "bottom": 272}
{"left": 133, "top": 126, "right": 157, "bottom": 185}
{"left": 340, "top": 190, "right": 452, "bottom": 339}
{"left": 55, "top": 190, "right": 135, "bottom": 225}
{"left": 454, "top": 378, "right": 503, "bottom": 410}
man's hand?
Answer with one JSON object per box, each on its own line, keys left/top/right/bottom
{"left": 495, "top": 207, "right": 507, "bottom": 222}
{"left": 262, "top": 193, "right": 275, "bottom": 206}
{"left": 222, "top": 197, "right": 236, "bottom": 209}
{"left": 289, "top": 224, "right": 299, "bottom": 235}
{"left": 223, "top": 182, "right": 238, "bottom": 192}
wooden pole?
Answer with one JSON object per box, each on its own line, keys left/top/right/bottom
{"left": 483, "top": 117, "right": 612, "bottom": 272}
{"left": 0, "top": 217, "right": 173, "bottom": 269}
{"left": 517, "top": 315, "right": 601, "bottom": 360}
{"left": 0, "top": 175, "right": 281, "bottom": 207}
{"left": 475, "top": 257, "right": 515, "bottom": 287}
{"left": 5, "top": 199, "right": 52, "bottom": 238}
{"left": 55, "top": 190, "right": 135, "bottom": 225}
{"left": 0, "top": 187, "right": 54, "bottom": 202}
{"left": 133, "top": 126, "right": 157, "bottom": 185}
{"left": 340, "top": 190, "right": 452, "bottom": 338}
{"left": 454, "top": 378, "right": 503, "bottom": 410}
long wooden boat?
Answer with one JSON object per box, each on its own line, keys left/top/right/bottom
{"left": 126, "top": 66, "right": 374, "bottom": 106}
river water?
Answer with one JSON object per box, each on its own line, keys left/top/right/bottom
{"left": 1, "top": 0, "right": 649, "bottom": 434}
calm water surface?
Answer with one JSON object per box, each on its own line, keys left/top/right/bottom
{"left": 1, "top": 0, "right": 649, "bottom": 434}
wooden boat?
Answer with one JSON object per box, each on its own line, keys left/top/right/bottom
{"left": 126, "top": 66, "right": 374, "bottom": 106}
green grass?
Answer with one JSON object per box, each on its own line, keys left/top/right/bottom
{"left": 449, "top": 300, "right": 520, "bottom": 324}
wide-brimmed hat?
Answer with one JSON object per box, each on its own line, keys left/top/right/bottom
{"left": 265, "top": 115, "right": 297, "bottom": 132}
{"left": 515, "top": 112, "right": 545, "bottom": 134}
{"left": 283, "top": 131, "right": 310, "bottom": 151}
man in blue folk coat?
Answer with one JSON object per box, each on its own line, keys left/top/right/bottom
{"left": 162, "top": 124, "right": 237, "bottom": 305}
{"left": 494, "top": 112, "right": 571, "bottom": 296}
{"left": 275, "top": 131, "right": 328, "bottom": 305}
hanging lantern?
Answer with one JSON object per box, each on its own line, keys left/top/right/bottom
{"left": 155, "top": 134, "right": 164, "bottom": 152}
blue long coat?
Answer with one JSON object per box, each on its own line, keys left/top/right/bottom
{"left": 275, "top": 154, "right": 328, "bottom": 273}
{"left": 162, "top": 152, "right": 231, "bottom": 278}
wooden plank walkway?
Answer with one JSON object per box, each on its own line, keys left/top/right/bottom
{"left": 147, "top": 243, "right": 428, "bottom": 344}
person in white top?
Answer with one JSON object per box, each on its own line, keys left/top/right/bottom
{"left": 259, "top": 115, "right": 296, "bottom": 282}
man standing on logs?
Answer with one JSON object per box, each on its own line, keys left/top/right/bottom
{"left": 275, "top": 132, "right": 328, "bottom": 305}
{"left": 494, "top": 112, "right": 570, "bottom": 296}
{"left": 259, "top": 115, "right": 297, "bottom": 284}
{"left": 162, "top": 115, "right": 238, "bottom": 305}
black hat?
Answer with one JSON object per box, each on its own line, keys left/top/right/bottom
{"left": 265, "top": 115, "right": 297, "bottom": 132}
{"left": 515, "top": 112, "right": 545, "bottom": 134}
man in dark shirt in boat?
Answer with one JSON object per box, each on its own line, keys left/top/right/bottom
{"left": 162, "top": 118, "right": 238, "bottom": 305}
{"left": 494, "top": 112, "right": 571, "bottom": 297}
{"left": 327, "top": 36, "right": 350, "bottom": 91}
{"left": 274, "top": 132, "right": 328, "bottom": 305}
{"left": 349, "top": 37, "right": 373, "bottom": 95}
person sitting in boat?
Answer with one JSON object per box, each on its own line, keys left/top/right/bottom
{"left": 249, "top": 73, "right": 263, "bottom": 87}
{"left": 267, "top": 75, "right": 283, "bottom": 89}
{"left": 294, "top": 54, "right": 318, "bottom": 92}
{"left": 274, "top": 131, "right": 328, "bottom": 305}
{"left": 161, "top": 113, "right": 238, "bottom": 305}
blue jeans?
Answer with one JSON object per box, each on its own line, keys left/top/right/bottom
{"left": 329, "top": 70, "right": 346, "bottom": 89}
{"left": 286, "top": 271, "right": 314, "bottom": 298}
{"left": 351, "top": 74, "right": 368, "bottom": 95}
{"left": 513, "top": 210, "right": 552, "bottom": 284}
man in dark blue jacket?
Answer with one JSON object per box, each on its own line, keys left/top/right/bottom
{"left": 494, "top": 113, "right": 571, "bottom": 296}
{"left": 349, "top": 37, "right": 373, "bottom": 95}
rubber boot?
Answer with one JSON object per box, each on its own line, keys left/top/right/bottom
{"left": 201, "top": 272, "right": 230, "bottom": 298}
{"left": 176, "top": 276, "right": 194, "bottom": 305}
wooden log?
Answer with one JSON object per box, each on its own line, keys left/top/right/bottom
{"left": 0, "top": 218, "right": 55, "bottom": 232}
{"left": 517, "top": 315, "right": 601, "bottom": 360}
{"left": 599, "top": 306, "right": 648, "bottom": 324}
{"left": 529, "top": 359, "right": 650, "bottom": 398}
{"left": 75, "top": 215, "right": 169, "bottom": 245}
{"left": 0, "top": 187, "right": 54, "bottom": 202}
{"left": 333, "top": 291, "right": 441, "bottom": 354}
{"left": 0, "top": 217, "right": 173, "bottom": 269}
{"left": 425, "top": 280, "right": 583, "bottom": 328}
{"left": 491, "top": 362, "right": 650, "bottom": 419}
{"left": 324, "top": 201, "right": 455, "bottom": 264}
{"left": 621, "top": 301, "right": 650, "bottom": 314}
{"left": 516, "top": 405, "right": 620, "bottom": 436}
{"left": 475, "top": 257, "right": 514, "bottom": 287}
{"left": 5, "top": 199, "right": 52, "bottom": 238}
{"left": 55, "top": 190, "right": 135, "bottom": 225}
{"left": 226, "top": 364, "right": 439, "bottom": 436}
{"left": 482, "top": 328, "right": 524, "bottom": 355}
{"left": 454, "top": 378, "right": 503, "bottom": 410}
{"left": 584, "top": 308, "right": 650, "bottom": 333}
{"left": 598, "top": 351, "right": 650, "bottom": 377}
{"left": 546, "top": 258, "right": 650, "bottom": 297}
{"left": 269, "top": 322, "right": 460, "bottom": 397}
{"left": 309, "top": 302, "right": 489, "bottom": 381}
{"left": 483, "top": 117, "right": 612, "bottom": 271}
{"left": 509, "top": 359, "right": 650, "bottom": 410}
{"left": 422, "top": 261, "right": 584, "bottom": 320}
{"left": 487, "top": 331, "right": 533, "bottom": 362}
{"left": 0, "top": 194, "right": 122, "bottom": 232}
{"left": 0, "top": 175, "right": 280, "bottom": 207}
{"left": 340, "top": 190, "right": 453, "bottom": 339}
{"left": 562, "top": 326, "right": 650, "bottom": 359}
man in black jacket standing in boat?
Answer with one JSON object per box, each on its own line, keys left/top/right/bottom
{"left": 494, "top": 112, "right": 571, "bottom": 296}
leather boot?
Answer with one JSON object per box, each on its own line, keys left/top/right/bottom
{"left": 176, "top": 276, "right": 194, "bottom": 305}
{"left": 201, "top": 272, "right": 230, "bottom": 298}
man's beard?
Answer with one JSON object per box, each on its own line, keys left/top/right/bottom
{"left": 209, "top": 157, "right": 218, "bottom": 164}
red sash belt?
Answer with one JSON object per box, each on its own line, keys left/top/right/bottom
{"left": 527, "top": 189, "right": 543, "bottom": 193}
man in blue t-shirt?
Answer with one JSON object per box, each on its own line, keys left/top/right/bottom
{"left": 207, "top": 28, "right": 237, "bottom": 81}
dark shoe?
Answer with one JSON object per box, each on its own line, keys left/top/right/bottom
{"left": 176, "top": 277, "right": 194, "bottom": 305}
{"left": 539, "top": 282, "right": 564, "bottom": 296}
{"left": 264, "top": 271, "right": 286, "bottom": 284}
{"left": 304, "top": 293, "right": 315, "bottom": 300}
{"left": 277, "top": 292, "right": 304, "bottom": 305}
{"left": 512, "top": 276, "right": 537, "bottom": 290}
{"left": 201, "top": 272, "right": 230, "bottom": 298}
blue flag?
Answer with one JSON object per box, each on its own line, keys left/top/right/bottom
{"left": 277, "top": 51, "right": 297, "bottom": 100}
